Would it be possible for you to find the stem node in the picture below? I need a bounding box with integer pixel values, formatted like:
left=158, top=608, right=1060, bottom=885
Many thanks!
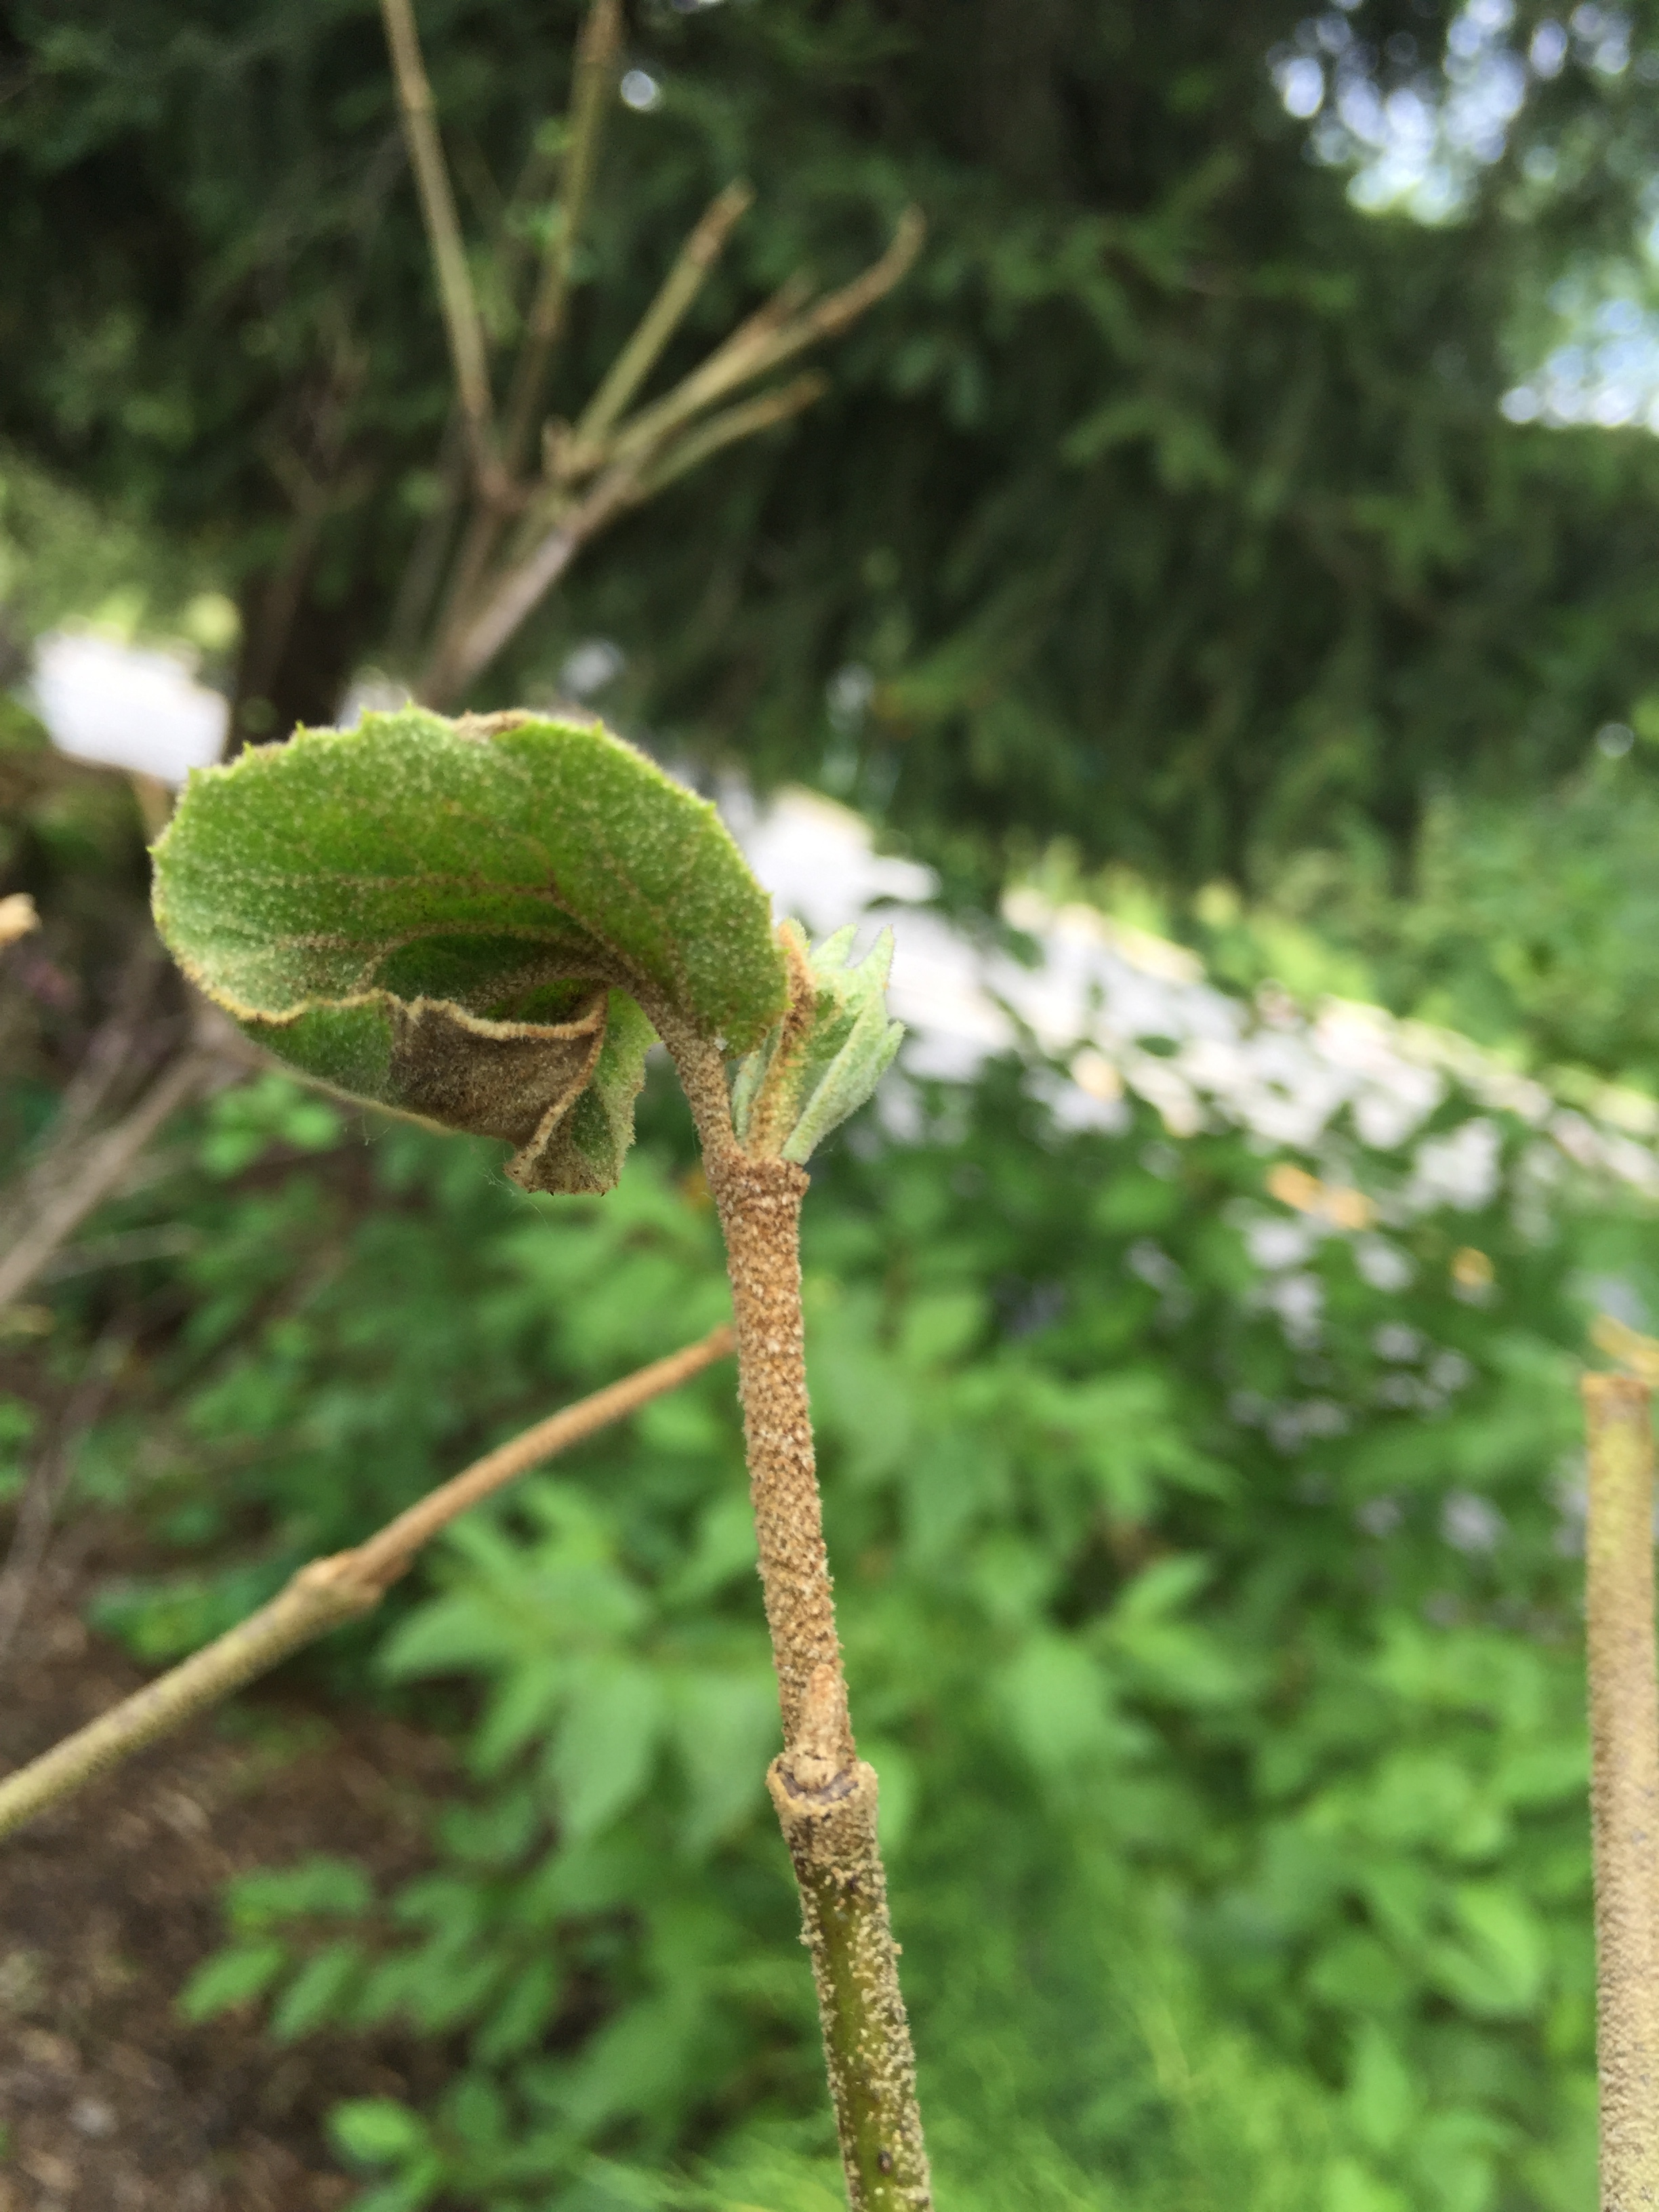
left=766, top=1754, right=931, bottom=2211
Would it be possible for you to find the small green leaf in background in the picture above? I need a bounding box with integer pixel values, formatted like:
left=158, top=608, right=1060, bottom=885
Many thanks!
left=178, top=1938, right=290, bottom=2021
left=199, top=1071, right=344, bottom=1178
left=552, top=1658, right=666, bottom=1839
left=270, top=1940, right=367, bottom=2042
left=896, top=1288, right=985, bottom=1369
left=1322, top=2153, right=1412, bottom=2212
left=996, top=1633, right=1122, bottom=1780
left=152, top=709, right=787, bottom=1190
left=670, top=1666, right=779, bottom=1853
left=1430, top=1883, right=1549, bottom=2018
left=472, top=1955, right=562, bottom=2064
left=0, top=1394, right=36, bottom=1505
left=227, top=1855, right=376, bottom=1927
left=329, top=2097, right=433, bottom=2167
left=862, top=1737, right=920, bottom=1858
left=1346, top=2023, right=1416, bottom=2154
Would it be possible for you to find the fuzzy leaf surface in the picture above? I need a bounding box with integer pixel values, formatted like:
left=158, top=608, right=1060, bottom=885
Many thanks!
left=152, top=710, right=786, bottom=1189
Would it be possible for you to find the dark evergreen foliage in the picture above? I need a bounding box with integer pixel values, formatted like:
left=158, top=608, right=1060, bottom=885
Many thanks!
left=3, top=4, right=1659, bottom=867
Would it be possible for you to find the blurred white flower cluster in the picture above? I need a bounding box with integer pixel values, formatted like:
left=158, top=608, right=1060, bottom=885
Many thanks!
left=25, top=623, right=1653, bottom=1290
left=731, top=780, right=1659, bottom=1229
left=732, top=785, right=1651, bottom=1554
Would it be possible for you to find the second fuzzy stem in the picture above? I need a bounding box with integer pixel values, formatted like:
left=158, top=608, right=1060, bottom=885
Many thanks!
left=674, top=1033, right=930, bottom=2212
left=1584, top=1371, right=1659, bottom=2211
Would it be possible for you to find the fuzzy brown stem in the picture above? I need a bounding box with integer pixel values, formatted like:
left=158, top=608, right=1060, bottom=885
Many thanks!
left=705, top=1146, right=844, bottom=1746
left=0, top=1329, right=732, bottom=1842
left=1584, top=1371, right=1659, bottom=2211
left=0, top=1555, right=377, bottom=1842
left=670, top=1030, right=931, bottom=2211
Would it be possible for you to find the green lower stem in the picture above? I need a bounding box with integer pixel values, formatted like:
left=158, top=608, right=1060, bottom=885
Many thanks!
left=769, top=1750, right=931, bottom=2211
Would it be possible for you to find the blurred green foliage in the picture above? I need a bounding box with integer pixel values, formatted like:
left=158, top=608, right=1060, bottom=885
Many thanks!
left=7, top=2, right=1659, bottom=875
left=0, top=444, right=215, bottom=658
left=28, top=1040, right=1631, bottom=2209
left=1233, top=752, right=1659, bottom=1088
left=9, top=8, right=1659, bottom=2205
left=1034, top=738, right=1659, bottom=1095
left=0, top=701, right=161, bottom=1158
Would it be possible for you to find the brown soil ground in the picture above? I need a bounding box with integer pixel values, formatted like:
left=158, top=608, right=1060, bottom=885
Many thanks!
left=0, top=1530, right=456, bottom=2211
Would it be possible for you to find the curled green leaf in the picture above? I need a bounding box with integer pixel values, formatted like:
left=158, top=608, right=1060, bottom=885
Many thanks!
left=732, top=922, right=904, bottom=1164
left=152, top=708, right=785, bottom=1191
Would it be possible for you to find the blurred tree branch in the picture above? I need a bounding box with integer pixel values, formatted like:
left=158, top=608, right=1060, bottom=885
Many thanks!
left=0, top=0, right=920, bottom=1322
left=378, top=0, right=920, bottom=708
left=0, top=1324, right=733, bottom=1839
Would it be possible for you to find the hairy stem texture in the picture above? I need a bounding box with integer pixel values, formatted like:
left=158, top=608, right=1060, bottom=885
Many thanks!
left=1584, top=1372, right=1659, bottom=2212
left=705, top=1150, right=840, bottom=1744
left=697, top=1109, right=930, bottom=2211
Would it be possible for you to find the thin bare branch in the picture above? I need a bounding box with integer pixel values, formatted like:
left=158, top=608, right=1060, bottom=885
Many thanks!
left=497, top=138, right=562, bottom=294
left=354, top=1323, right=734, bottom=1587
left=380, top=0, right=497, bottom=474
left=0, top=1048, right=213, bottom=1317
left=596, top=209, right=924, bottom=478
left=39, top=1227, right=199, bottom=1286
left=786, top=204, right=926, bottom=337
left=501, top=0, right=623, bottom=474
left=630, top=372, right=830, bottom=501
left=16, top=939, right=165, bottom=1171
left=389, top=411, right=470, bottom=663
left=0, top=1317, right=135, bottom=1664
left=560, top=270, right=813, bottom=484
left=422, top=504, right=512, bottom=697
left=426, top=367, right=827, bottom=709
left=424, top=462, right=639, bottom=707
left=0, top=1326, right=734, bottom=1841
left=567, top=180, right=754, bottom=460
left=424, top=218, right=920, bottom=705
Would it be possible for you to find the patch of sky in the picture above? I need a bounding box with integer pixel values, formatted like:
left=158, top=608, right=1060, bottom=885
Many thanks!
left=1271, top=3, right=1605, bottom=219
left=1269, top=6, right=1659, bottom=436
left=1502, top=278, right=1659, bottom=430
